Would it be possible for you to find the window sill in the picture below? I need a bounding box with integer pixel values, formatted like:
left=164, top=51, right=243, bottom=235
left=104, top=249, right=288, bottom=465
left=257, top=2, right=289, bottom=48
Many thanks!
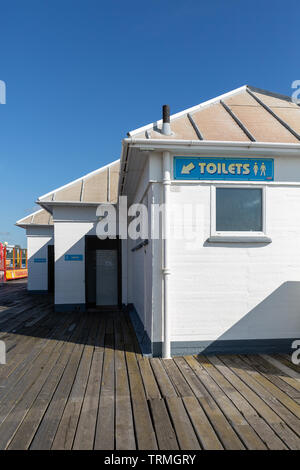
left=207, top=235, right=272, bottom=243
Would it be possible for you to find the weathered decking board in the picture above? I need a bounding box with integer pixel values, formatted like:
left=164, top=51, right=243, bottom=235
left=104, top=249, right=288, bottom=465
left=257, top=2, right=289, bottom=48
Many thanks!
left=0, top=281, right=300, bottom=450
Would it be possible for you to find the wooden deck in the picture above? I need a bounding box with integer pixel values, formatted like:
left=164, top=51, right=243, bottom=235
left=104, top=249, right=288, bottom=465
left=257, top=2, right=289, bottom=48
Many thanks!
left=0, top=281, right=300, bottom=450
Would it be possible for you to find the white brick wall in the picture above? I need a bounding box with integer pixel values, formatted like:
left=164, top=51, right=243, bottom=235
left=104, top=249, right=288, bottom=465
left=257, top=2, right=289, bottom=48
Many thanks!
left=26, top=226, right=53, bottom=291
left=53, top=206, right=96, bottom=306
left=167, top=155, right=300, bottom=343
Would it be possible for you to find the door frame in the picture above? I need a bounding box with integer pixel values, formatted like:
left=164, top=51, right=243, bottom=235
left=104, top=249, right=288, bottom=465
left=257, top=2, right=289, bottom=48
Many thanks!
left=85, top=236, right=122, bottom=307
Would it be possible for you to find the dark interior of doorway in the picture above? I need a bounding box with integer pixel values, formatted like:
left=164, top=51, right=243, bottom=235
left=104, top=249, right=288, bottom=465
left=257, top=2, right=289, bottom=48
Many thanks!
left=48, top=245, right=54, bottom=293
left=85, top=235, right=122, bottom=307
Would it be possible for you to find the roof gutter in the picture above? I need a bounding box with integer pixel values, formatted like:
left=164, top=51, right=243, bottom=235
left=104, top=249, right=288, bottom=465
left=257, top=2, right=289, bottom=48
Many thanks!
left=119, top=138, right=300, bottom=194
left=123, top=138, right=300, bottom=151
left=36, top=199, right=113, bottom=215
left=15, top=223, right=53, bottom=229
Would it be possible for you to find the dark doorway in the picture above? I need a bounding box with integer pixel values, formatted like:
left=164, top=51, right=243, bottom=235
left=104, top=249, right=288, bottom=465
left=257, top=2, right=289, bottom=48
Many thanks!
left=48, top=245, right=55, bottom=293
left=85, top=236, right=121, bottom=307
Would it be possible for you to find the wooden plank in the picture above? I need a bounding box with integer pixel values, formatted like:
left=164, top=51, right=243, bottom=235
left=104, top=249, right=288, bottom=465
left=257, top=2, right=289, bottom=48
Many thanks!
left=94, top=316, right=115, bottom=450
left=276, top=354, right=300, bottom=374
left=119, top=314, right=157, bottom=449
left=0, top=334, right=45, bottom=382
left=0, top=335, right=67, bottom=449
left=0, top=303, right=50, bottom=334
left=150, top=358, right=177, bottom=398
left=0, top=311, right=71, bottom=382
left=185, top=355, right=266, bottom=450
left=51, top=315, right=96, bottom=449
left=226, top=355, right=300, bottom=425
left=173, top=357, right=244, bottom=450
left=7, top=315, right=84, bottom=450
left=260, top=354, right=300, bottom=390
left=30, top=315, right=90, bottom=450
left=198, top=355, right=286, bottom=450
left=125, top=350, right=157, bottom=449
left=73, top=350, right=103, bottom=449
left=0, top=315, right=71, bottom=427
left=138, top=357, right=161, bottom=400
left=183, top=396, right=223, bottom=450
left=149, top=399, right=179, bottom=450
left=114, top=315, right=135, bottom=450
left=124, top=313, right=142, bottom=356
left=215, top=355, right=300, bottom=450
left=73, top=316, right=106, bottom=450
left=0, top=299, right=38, bottom=328
left=0, top=310, right=71, bottom=388
left=4, top=283, right=300, bottom=451
left=8, top=329, right=80, bottom=450
left=241, top=355, right=300, bottom=399
left=166, top=396, right=200, bottom=450
left=162, top=359, right=194, bottom=398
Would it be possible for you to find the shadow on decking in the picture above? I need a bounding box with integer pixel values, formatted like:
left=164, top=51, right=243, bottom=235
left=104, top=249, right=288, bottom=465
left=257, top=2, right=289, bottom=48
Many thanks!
left=0, top=281, right=138, bottom=353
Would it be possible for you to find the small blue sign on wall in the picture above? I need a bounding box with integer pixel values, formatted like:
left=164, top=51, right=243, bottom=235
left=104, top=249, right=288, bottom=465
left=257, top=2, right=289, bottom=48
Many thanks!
left=34, top=258, right=46, bottom=263
left=64, top=254, right=83, bottom=261
left=174, top=157, right=274, bottom=181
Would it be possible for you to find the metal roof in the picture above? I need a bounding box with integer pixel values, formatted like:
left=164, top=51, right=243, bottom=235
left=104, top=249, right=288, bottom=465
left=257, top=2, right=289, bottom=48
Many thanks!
left=16, top=208, right=53, bottom=228
left=128, top=85, right=300, bottom=143
left=37, top=159, right=120, bottom=205
left=17, top=160, right=120, bottom=227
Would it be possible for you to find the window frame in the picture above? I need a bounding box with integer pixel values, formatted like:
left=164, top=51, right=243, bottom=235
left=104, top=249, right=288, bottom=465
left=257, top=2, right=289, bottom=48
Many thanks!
left=210, top=184, right=270, bottom=243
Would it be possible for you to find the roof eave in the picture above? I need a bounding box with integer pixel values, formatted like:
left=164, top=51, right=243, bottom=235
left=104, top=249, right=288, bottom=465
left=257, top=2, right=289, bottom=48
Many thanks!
left=123, top=138, right=300, bottom=150
left=36, top=200, right=115, bottom=208
left=15, top=223, right=53, bottom=229
left=119, top=138, right=300, bottom=194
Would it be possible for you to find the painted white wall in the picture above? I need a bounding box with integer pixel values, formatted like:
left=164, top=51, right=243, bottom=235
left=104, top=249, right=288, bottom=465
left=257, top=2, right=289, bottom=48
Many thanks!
left=167, top=154, right=300, bottom=343
left=26, top=226, right=54, bottom=291
left=150, top=180, right=163, bottom=344
left=53, top=206, right=97, bottom=306
left=126, top=159, right=155, bottom=341
left=121, top=238, right=128, bottom=305
left=125, top=150, right=300, bottom=347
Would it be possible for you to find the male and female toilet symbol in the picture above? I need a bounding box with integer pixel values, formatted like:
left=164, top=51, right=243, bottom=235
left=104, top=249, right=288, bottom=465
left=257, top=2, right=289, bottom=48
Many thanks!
left=253, top=162, right=266, bottom=176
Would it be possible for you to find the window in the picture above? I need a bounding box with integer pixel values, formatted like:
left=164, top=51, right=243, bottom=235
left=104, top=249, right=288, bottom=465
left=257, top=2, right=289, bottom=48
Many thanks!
left=216, top=188, right=262, bottom=232
left=209, top=185, right=270, bottom=243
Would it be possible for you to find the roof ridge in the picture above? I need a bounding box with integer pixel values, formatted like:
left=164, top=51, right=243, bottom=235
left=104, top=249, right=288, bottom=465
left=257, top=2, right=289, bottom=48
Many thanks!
left=247, top=85, right=294, bottom=103
left=127, top=85, right=248, bottom=137
left=128, top=85, right=297, bottom=138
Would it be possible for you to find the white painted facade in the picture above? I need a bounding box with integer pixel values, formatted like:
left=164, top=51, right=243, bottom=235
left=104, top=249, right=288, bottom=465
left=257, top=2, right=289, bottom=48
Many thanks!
left=168, top=179, right=300, bottom=342
left=123, top=146, right=300, bottom=355
left=19, top=147, right=300, bottom=355
left=26, top=226, right=54, bottom=292
left=52, top=204, right=126, bottom=310
left=17, top=86, right=300, bottom=356
left=53, top=205, right=99, bottom=308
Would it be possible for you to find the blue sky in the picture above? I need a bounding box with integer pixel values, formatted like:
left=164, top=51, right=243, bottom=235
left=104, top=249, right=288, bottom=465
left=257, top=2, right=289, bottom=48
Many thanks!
left=1, top=0, right=299, bottom=246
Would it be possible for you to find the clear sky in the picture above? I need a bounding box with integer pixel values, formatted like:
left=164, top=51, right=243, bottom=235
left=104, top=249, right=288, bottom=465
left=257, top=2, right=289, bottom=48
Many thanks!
left=1, top=0, right=299, bottom=246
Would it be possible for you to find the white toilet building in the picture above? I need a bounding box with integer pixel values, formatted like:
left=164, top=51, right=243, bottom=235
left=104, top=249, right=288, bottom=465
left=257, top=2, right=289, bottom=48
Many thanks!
left=16, top=209, right=54, bottom=292
left=17, top=85, right=300, bottom=357
left=18, top=160, right=120, bottom=307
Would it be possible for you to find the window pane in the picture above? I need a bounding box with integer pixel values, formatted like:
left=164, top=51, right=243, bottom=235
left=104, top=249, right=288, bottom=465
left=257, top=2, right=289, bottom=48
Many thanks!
left=216, top=188, right=262, bottom=232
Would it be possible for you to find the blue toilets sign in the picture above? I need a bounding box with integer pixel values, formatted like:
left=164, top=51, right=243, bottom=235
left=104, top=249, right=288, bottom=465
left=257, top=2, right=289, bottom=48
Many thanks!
left=174, top=157, right=274, bottom=181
